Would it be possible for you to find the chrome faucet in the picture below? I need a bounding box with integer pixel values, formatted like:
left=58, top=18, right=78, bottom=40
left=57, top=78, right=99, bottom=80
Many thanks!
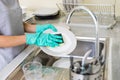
left=66, top=6, right=99, bottom=60
left=67, top=6, right=102, bottom=80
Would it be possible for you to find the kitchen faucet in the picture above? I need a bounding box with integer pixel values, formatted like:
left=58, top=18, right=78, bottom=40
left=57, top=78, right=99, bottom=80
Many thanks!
left=66, top=6, right=99, bottom=60
left=66, top=6, right=103, bottom=80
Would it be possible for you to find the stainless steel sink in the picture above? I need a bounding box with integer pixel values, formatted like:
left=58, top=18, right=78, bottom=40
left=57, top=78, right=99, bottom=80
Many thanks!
left=70, top=36, right=109, bottom=80
left=69, top=36, right=108, bottom=63
left=34, top=36, right=110, bottom=80
left=70, top=36, right=105, bottom=57
left=62, top=36, right=109, bottom=80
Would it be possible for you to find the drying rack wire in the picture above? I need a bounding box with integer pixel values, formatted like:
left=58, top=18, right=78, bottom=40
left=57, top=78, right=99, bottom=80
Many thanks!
left=57, top=3, right=116, bottom=29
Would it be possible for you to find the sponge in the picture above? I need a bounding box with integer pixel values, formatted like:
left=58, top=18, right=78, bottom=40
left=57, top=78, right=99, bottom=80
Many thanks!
left=55, top=34, right=64, bottom=44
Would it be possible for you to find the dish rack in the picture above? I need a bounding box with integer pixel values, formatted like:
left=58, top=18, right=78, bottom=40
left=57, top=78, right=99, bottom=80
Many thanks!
left=57, top=3, right=116, bottom=29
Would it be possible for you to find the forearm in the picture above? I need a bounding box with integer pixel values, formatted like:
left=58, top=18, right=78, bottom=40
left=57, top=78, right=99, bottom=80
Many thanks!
left=0, top=35, right=26, bottom=48
left=23, top=22, right=36, bottom=33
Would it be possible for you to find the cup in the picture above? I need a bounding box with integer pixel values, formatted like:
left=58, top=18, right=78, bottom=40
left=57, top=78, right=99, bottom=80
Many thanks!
left=43, top=68, right=57, bottom=80
left=22, top=62, right=42, bottom=80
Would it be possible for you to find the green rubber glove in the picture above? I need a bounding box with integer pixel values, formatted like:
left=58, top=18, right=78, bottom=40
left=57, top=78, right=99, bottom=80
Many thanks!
left=36, top=24, right=57, bottom=33
left=25, top=33, right=63, bottom=47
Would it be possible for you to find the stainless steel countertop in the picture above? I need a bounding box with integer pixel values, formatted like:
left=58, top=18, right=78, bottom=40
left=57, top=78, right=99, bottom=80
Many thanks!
left=27, top=14, right=120, bottom=80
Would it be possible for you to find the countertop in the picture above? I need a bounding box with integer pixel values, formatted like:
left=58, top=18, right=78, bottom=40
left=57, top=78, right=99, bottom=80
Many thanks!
left=29, top=14, right=120, bottom=80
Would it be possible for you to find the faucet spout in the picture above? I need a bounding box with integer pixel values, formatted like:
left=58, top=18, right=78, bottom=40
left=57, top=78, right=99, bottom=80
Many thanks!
left=66, top=6, right=99, bottom=60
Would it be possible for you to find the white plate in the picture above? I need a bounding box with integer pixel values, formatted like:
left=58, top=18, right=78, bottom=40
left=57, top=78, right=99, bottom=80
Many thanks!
left=52, top=58, right=81, bottom=68
left=33, top=8, right=59, bottom=16
left=40, top=26, right=77, bottom=57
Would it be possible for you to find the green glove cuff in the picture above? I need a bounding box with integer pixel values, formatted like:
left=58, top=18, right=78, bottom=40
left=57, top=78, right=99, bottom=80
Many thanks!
left=36, top=24, right=57, bottom=33
left=25, top=33, right=40, bottom=45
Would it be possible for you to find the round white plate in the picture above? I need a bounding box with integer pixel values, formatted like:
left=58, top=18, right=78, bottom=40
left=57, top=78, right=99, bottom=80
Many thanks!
left=40, top=26, right=77, bottom=57
left=33, top=8, right=59, bottom=16
left=52, top=58, right=81, bottom=68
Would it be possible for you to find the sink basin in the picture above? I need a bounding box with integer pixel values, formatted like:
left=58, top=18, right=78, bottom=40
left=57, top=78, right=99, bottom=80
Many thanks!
left=70, top=36, right=105, bottom=57
left=69, top=36, right=110, bottom=80
left=34, top=36, right=110, bottom=80
left=53, top=37, right=109, bottom=80
left=69, top=36, right=108, bottom=62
